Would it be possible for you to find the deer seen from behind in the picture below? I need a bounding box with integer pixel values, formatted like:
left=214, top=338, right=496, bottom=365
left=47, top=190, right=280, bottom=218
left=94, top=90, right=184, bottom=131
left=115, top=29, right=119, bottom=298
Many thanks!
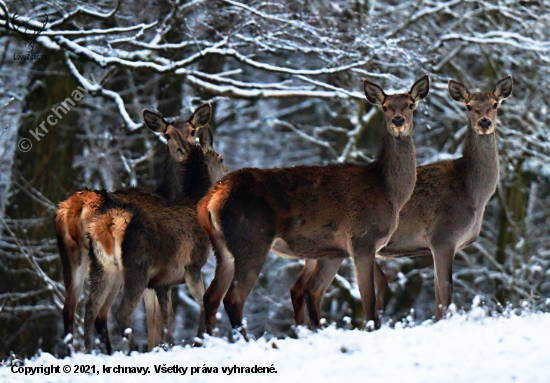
left=198, top=76, right=430, bottom=338
left=55, top=104, right=210, bottom=353
left=83, top=108, right=228, bottom=353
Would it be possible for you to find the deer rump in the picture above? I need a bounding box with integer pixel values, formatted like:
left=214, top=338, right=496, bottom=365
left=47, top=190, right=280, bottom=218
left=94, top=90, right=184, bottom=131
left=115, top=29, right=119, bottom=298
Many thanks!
left=55, top=191, right=163, bottom=312
left=56, top=187, right=209, bottom=342
left=89, top=194, right=209, bottom=288
left=56, top=189, right=165, bottom=285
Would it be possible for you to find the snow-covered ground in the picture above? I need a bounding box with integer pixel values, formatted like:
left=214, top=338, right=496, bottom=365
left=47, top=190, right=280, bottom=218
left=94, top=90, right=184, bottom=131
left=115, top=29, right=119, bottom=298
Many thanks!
left=2, top=310, right=550, bottom=383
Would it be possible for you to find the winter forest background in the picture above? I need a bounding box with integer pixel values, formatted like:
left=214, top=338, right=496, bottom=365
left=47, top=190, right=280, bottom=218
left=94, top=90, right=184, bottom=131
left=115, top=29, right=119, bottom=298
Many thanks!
left=0, top=0, right=549, bottom=358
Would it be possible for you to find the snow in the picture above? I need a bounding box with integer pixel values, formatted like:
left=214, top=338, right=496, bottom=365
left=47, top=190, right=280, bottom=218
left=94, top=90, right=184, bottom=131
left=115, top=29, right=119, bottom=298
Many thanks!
left=2, top=311, right=550, bottom=382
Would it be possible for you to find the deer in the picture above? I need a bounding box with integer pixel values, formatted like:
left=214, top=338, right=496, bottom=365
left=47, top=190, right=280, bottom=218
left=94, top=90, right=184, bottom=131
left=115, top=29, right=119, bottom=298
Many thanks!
left=197, top=76, right=430, bottom=338
left=82, top=110, right=228, bottom=353
left=290, top=75, right=513, bottom=325
left=55, top=104, right=210, bottom=353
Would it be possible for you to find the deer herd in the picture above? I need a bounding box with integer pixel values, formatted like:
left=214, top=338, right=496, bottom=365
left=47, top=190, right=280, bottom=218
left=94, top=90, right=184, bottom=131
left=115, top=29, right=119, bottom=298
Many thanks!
left=55, top=74, right=513, bottom=353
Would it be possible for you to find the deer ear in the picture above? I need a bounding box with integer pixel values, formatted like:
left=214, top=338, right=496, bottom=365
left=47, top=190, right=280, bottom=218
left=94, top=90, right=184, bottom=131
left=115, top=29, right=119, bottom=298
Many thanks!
left=409, top=75, right=430, bottom=102
left=142, top=109, right=168, bottom=133
left=494, top=75, right=513, bottom=101
left=363, top=80, right=386, bottom=106
left=190, top=103, right=212, bottom=128
left=197, top=125, right=214, bottom=148
left=448, top=80, right=470, bottom=103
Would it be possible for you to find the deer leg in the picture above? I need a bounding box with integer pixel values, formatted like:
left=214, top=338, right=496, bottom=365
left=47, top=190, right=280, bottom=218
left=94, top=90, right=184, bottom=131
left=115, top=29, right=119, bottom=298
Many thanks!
left=94, top=277, right=121, bottom=355
left=184, top=267, right=206, bottom=338
left=83, top=266, right=115, bottom=353
left=143, top=288, right=163, bottom=351
left=433, top=261, right=441, bottom=315
left=203, top=235, right=235, bottom=336
left=223, top=244, right=271, bottom=341
left=374, top=261, right=389, bottom=317
left=154, top=286, right=175, bottom=346
left=352, top=239, right=378, bottom=330
left=303, top=258, right=343, bottom=329
left=116, top=269, right=149, bottom=353
left=432, top=243, right=455, bottom=321
left=62, top=255, right=88, bottom=344
left=290, top=259, right=316, bottom=326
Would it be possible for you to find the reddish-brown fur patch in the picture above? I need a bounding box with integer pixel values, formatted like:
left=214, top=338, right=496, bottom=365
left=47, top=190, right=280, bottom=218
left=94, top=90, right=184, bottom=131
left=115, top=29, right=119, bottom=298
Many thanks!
left=56, top=191, right=105, bottom=258
left=197, top=196, right=214, bottom=238
left=88, top=212, right=115, bottom=257
left=198, top=181, right=232, bottom=237
left=111, top=208, right=132, bottom=248
left=85, top=206, right=132, bottom=260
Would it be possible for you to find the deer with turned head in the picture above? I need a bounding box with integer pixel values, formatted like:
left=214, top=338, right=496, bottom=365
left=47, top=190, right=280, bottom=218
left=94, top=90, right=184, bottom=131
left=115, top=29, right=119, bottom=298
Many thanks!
left=197, top=76, right=429, bottom=337
left=290, top=75, right=513, bottom=325
left=55, top=104, right=219, bottom=353
left=82, top=106, right=228, bottom=353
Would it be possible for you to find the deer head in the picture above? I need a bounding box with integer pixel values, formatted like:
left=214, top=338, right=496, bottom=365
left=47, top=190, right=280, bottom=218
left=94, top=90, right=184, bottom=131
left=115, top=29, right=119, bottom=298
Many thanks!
left=143, top=104, right=211, bottom=162
left=11, top=12, right=49, bottom=54
left=143, top=104, right=228, bottom=183
left=364, top=75, right=430, bottom=137
left=448, top=75, right=513, bottom=135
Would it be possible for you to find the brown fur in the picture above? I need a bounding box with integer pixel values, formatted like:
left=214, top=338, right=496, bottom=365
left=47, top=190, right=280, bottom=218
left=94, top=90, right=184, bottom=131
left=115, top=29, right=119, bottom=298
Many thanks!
left=199, top=76, right=430, bottom=336
left=80, top=104, right=228, bottom=353
left=85, top=139, right=228, bottom=353
left=56, top=190, right=103, bottom=253
left=378, top=76, right=513, bottom=319
left=291, top=76, right=513, bottom=324
left=56, top=104, right=212, bottom=353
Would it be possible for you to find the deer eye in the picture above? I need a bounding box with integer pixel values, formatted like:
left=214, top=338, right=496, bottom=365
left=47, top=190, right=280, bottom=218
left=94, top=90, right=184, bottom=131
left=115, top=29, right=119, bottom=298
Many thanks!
left=466, top=105, right=473, bottom=111
left=382, top=106, right=388, bottom=112
left=165, top=133, right=171, bottom=140
left=191, top=130, right=196, bottom=136
left=220, top=157, right=224, bottom=163
left=493, top=103, right=498, bottom=109
left=409, top=104, right=415, bottom=110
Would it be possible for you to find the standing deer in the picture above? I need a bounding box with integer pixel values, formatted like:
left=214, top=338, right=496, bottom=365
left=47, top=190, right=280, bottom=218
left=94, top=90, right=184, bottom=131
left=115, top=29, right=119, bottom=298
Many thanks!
left=55, top=104, right=208, bottom=352
left=290, top=75, right=513, bottom=324
left=83, top=111, right=228, bottom=353
left=198, top=76, right=429, bottom=337
left=379, top=75, right=513, bottom=319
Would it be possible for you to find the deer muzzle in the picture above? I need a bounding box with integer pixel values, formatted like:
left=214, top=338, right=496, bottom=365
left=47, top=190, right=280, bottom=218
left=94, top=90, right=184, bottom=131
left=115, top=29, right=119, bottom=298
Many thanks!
left=477, top=118, right=493, bottom=134
left=392, top=115, right=405, bottom=127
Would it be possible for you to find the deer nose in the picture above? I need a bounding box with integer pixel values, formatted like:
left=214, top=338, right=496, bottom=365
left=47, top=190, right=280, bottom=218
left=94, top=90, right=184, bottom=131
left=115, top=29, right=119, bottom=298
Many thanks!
left=392, top=116, right=405, bottom=127
left=479, top=118, right=491, bottom=130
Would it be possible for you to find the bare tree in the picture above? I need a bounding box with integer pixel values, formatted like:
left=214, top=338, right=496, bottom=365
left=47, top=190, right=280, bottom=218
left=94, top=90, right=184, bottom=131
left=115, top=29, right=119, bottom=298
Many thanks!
left=1, top=0, right=549, bottom=356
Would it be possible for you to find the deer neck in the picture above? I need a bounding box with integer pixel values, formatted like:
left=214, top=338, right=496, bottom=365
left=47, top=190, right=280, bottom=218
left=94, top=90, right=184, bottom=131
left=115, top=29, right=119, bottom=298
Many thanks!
left=461, top=122, right=499, bottom=206
left=156, top=147, right=212, bottom=203
left=179, top=148, right=213, bottom=202
left=156, top=150, right=183, bottom=203
left=378, top=129, right=417, bottom=207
